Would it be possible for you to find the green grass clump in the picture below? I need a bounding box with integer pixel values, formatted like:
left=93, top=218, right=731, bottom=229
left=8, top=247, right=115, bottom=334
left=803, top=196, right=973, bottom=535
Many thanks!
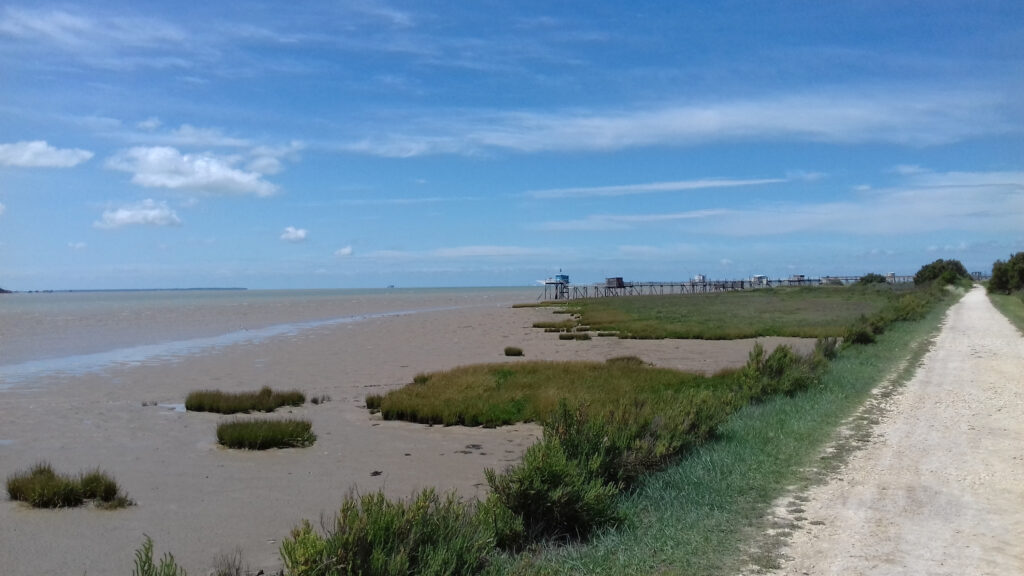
left=533, top=319, right=578, bottom=331
left=280, top=488, right=491, bottom=576
left=216, top=418, right=316, bottom=450
left=504, top=346, right=524, bottom=357
left=133, top=536, right=187, bottom=576
left=186, top=386, right=305, bottom=414
left=6, top=462, right=133, bottom=509
left=365, top=394, right=383, bottom=411
left=371, top=358, right=737, bottom=428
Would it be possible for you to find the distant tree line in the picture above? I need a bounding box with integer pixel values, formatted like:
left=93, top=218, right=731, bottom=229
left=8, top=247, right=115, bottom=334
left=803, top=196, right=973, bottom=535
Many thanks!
left=989, top=252, right=1024, bottom=294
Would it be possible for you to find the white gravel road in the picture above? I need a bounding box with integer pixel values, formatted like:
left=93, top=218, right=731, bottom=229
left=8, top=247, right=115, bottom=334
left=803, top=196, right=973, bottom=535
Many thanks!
left=766, top=286, right=1024, bottom=575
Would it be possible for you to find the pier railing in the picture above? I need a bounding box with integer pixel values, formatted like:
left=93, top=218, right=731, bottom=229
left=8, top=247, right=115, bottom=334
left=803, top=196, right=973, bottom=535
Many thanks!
left=542, top=276, right=914, bottom=300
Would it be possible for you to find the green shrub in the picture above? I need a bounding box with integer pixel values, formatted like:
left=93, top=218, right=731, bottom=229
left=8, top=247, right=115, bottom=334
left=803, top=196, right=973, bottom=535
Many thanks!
left=185, top=386, right=305, bottom=414
left=844, top=316, right=876, bottom=345
left=914, top=258, right=969, bottom=286
left=216, top=418, right=316, bottom=450
left=484, top=434, right=620, bottom=546
left=857, top=273, right=888, bottom=285
left=280, top=488, right=491, bottom=576
left=133, top=536, right=187, bottom=576
left=413, top=373, right=430, bottom=384
left=558, top=333, right=575, bottom=340
left=989, top=252, right=1024, bottom=293
left=7, top=462, right=132, bottom=509
left=504, top=346, right=524, bottom=357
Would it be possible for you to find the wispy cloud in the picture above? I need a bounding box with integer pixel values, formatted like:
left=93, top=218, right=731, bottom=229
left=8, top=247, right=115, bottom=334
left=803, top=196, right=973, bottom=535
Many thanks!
left=537, top=210, right=728, bottom=231
left=94, top=199, right=182, bottom=229
left=341, top=88, right=1013, bottom=157
left=67, top=241, right=86, bottom=250
left=106, top=147, right=278, bottom=196
left=280, top=226, right=308, bottom=242
left=334, top=246, right=354, bottom=257
left=528, top=178, right=784, bottom=199
left=0, top=6, right=191, bottom=70
left=0, top=202, right=5, bottom=216
left=535, top=170, right=1024, bottom=237
left=0, top=140, right=93, bottom=167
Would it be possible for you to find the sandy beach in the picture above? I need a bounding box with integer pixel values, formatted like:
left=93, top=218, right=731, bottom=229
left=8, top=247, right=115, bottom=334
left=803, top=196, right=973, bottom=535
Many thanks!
left=1, top=295, right=814, bottom=575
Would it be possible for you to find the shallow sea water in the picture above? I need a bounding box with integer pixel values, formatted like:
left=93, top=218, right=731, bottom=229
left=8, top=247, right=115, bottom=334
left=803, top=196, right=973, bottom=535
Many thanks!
left=0, top=287, right=537, bottom=388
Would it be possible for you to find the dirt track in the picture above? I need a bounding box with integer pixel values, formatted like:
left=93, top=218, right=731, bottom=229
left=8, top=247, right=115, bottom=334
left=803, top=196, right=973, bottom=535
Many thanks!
left=765, top=286, right=1024, bottom=575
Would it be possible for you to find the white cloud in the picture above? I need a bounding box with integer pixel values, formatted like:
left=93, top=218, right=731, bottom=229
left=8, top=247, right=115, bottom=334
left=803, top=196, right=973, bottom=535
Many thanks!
left=67, top=241, right=86, bottom=250
left=280, top=226, right=308, bottom=243
left=106, top=146, right=278, bottom=196
left=528, top=178, right=783, bottom=199
left=0, top=140, right=93, bottom=167
left=342, top=88, right=1012, bottom=156
left=94, top=199, right=182, bottom=229
left=720, top=259, right=734, bottom=266
left=334, top=246, right=354, bottom=257
left=166, top=124, right=251, bottom=148
left=0, top=202, right=5, bottom=216
left=137, top=117, right=162, bottom=131
left=890, top=164, right=927, bottom=175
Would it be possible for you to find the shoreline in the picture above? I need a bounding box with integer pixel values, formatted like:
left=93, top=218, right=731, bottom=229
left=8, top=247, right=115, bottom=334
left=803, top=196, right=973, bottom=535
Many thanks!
left=0, top=300, right=815, bottom=575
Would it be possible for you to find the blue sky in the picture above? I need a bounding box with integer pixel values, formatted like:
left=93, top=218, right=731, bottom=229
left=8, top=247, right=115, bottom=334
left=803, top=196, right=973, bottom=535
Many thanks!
left=1, top=1, right=1022, bottom=290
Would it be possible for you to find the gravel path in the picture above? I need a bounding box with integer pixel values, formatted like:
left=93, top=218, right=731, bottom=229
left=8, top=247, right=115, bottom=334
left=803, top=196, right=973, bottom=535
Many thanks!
left=766, top=286, right=1024, bottom=575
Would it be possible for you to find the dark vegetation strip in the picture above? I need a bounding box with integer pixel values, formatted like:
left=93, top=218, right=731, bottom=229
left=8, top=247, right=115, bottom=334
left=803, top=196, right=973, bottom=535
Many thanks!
left=7, top=462, right=133, bottom=509
left=987, top=251, right=1024, bottom=333
left=216, top=419, right=316, bottom=450
left=186, top=386, right=305, bottom=414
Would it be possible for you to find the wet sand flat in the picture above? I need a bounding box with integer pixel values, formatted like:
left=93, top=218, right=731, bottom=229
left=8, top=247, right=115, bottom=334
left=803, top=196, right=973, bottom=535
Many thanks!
left=0, top=302, right=814, bottom=575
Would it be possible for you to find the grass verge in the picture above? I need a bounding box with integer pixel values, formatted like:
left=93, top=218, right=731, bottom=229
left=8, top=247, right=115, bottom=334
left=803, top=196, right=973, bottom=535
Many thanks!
left=186, top=387, right=305, bottom=414
left=484, top=291, right=955, bottom=575
left=216, top=419, right=316, bottom=450
left=988, top=291, right=1024, bottom=334
left=7, top=462, right=134, bottom=509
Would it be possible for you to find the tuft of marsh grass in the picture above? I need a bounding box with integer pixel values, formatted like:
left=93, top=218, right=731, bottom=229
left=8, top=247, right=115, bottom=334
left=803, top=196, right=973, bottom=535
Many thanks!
left=216, top=418, right=316, bottom=450
left=504, top=346, right=524, bottom=357
left=365, top=394, right=383, bottom=411
left=280, top=488, right=491, bottom=576
left=6, top=462, right=133, bottom=509
left=133, top=536, right=187, bottom=576
left=186, top=386, right=305, bottom=414
left=533, top=319, right=578, bottom=331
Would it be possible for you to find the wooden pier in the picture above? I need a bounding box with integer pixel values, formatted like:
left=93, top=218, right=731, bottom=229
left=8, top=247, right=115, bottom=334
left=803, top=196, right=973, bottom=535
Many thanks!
left=542, top=275, right=914, bottom=300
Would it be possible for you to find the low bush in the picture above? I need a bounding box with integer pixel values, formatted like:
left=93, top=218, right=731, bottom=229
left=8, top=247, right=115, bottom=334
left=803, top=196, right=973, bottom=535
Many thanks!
left=532, top=320, right=578, bottom=331
left=6, top=462, right=132, bottom=509
left=280, top=488, right=491, bottom=576
left=186, top=386, right=305, bottom=414
left=857, top=273, right=888, bottom=285
left=504, top=346, right=524, bottom=357
left=216, top=419, right=316, bottom=450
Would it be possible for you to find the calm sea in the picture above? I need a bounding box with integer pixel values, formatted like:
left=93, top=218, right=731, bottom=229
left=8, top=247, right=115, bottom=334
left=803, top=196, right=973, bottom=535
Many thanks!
left=0, top=287, right=538, bottom=388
